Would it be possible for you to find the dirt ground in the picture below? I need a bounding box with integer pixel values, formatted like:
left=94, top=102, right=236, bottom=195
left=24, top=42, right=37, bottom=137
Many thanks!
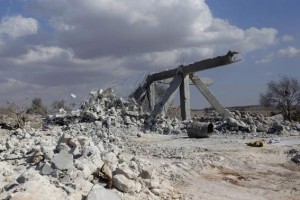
left=126, top=134, right=300, bottom=200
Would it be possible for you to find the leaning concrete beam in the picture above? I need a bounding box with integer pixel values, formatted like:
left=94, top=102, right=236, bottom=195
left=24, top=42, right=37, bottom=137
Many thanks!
left=180, top=75, right=191, bottom=120
left=190, top=73, right=231, bottom=118
left=157, top=77, right=214, bottom=86
left=152, top=74, right=182, bottom=117
left=131, top=51, right=239, bottom=101
left=147, top=51, right=239, bottom=83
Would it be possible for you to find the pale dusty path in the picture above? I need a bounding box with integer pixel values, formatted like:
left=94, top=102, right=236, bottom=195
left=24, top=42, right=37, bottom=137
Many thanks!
left=127, top=134, right=300, bottom=200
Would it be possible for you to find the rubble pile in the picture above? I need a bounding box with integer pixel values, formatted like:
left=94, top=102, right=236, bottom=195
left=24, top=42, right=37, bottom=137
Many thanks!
left=1, top=88, right=300, bottom=199
left=47, top=88, right=185, bottom=135
left=195, top=110, right=300, bottom=136
left=0, top=122, right=179, bottom=199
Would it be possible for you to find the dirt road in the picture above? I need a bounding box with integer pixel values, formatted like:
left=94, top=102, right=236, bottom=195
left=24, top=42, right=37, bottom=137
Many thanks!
left=126, top=134, right=300, bottom=199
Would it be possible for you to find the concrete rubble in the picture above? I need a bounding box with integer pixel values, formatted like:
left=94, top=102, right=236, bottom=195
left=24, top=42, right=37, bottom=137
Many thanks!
left=195, top=110, right=300, bottom=136
left=1, top=87, right=300, bottom=199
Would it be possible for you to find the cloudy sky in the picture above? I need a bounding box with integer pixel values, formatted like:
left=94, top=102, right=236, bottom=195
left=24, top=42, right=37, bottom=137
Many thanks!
left=0, top=0, right=299, bottom=109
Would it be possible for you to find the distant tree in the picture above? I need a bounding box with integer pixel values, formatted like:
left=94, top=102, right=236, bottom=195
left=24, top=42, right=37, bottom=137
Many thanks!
left=26, top=98, right=48, bottom=116
left=260, top=76, right=300, bottom=121
left=52, top=99, right=71, bottom=112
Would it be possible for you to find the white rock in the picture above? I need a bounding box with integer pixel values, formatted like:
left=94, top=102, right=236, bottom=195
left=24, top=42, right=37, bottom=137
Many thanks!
left=87, top=186, right=121, bottom=200
left=11, top=180, right=68, bottom=200
left=75, top=159, right=97, bottom=179
left=115, top=163, right=139, bottom=179
left=17, top=168, right=40, bottom=184
left=151, top=188, right=165, bottom=196
left=118, top=153, right=134, bottom=163
left=41, top=146, right=54, bottom=160
left=82, top=146, right=101, bottom=158
left=97, top=142, right=105, bottom=152
left=102, top=152, right=118, bottom=170
left=144, top=179, right=160, bottom=189
left=73, top=177, right=94, bottom=195
left=112, top=174, right=140, bottom=193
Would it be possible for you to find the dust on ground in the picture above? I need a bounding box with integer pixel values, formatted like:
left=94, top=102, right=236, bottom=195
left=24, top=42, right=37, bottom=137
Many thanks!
left=126, top=134, right=300, bottom=200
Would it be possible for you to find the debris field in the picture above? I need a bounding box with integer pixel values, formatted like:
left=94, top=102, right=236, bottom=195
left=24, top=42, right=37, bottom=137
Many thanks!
left=1, top=88, right=300, bottom=200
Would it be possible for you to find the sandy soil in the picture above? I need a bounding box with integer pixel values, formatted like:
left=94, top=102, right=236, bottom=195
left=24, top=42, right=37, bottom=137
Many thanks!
left=126, top=134, right=300, bottom=200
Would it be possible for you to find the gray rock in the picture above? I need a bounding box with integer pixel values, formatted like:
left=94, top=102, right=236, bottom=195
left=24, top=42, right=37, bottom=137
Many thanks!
left=273, top=122, right=284, bottom=132
left=57, top=133, right=72, bottom=144
left=292, top=154, right=300, bottom=164
left=56, top=143, right=70, bottom=152
left=124, top=116, right=132, bottom=124
left=288, top=149, right=298, bottom=154
left=41, top=162, right=54, bottom=175
left=256, top=124, right=267, bottom=132
left=87, top=186, right=121, bottom=200
left=4, top=182, right=19, bottom=191
left=51, top=150, right=73, bottom=170
left=140, top=168, right=154, bottom=179
left=295, top=123, right=300, bottom=131
left=112, top=174, right=140, bottom=193
left=5, top=141, right=14, bottom=149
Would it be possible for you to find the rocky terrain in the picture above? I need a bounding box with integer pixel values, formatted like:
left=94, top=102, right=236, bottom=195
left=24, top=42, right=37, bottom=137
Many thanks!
left=1, top=88, right=300, bottom=200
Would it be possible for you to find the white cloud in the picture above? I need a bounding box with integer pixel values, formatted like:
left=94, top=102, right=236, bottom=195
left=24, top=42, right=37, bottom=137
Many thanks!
left=0, top=77, right=42, bottom=96
left=278, top=46, right=300, bottom=57
left=241, top=27, right=278, bottom=52
left=27, top=0, right=277, bottom=60
left=256, top=46, right=300, bottom=64
left=0, top=15, right=38, bottom=39
left=282, top=35, right=294, bottom=42
left=256, top=53, right=275, bottom=64
left=13, top=46, right=73, bottom=64
left=0, top=0, right=282, bottom=105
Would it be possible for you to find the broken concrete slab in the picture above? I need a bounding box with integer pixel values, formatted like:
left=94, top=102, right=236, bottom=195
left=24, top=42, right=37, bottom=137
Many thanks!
left=51, top=150, right=73, bottom=170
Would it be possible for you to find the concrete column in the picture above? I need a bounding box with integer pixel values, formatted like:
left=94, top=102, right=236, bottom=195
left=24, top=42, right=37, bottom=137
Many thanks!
left=152, top=74, right=182, bottom=117
left=180, top=75, right=191, bottom=120
left=190, top=73, right=231, bottom=118
left=147, top=83, right=156, bottom=111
